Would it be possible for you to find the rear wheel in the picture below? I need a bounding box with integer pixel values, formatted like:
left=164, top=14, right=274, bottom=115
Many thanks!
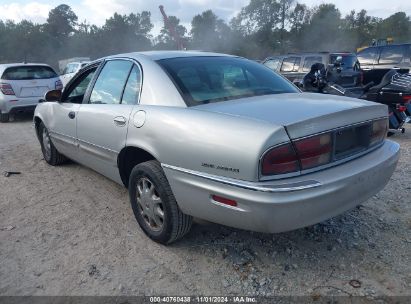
left=0, top=113, right=9, bottom=123
left=128, top=160, right=192, bottom=244
left=39, top=122, right=66, bottom=165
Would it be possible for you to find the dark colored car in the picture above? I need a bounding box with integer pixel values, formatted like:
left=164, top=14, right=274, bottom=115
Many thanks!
left=357, top=44, right=411, bottom=84
left=263, top=52, right=362, bottom=87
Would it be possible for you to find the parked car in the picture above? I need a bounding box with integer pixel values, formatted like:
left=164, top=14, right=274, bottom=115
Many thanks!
left=357, top=44, right=411, bottom=84
left=263, top=52, right=362, bottom=87
left=0, top=63, right=62, bottom=122
left=60, top=61, right=90, bottom=87
left=34, top=51, right=399, bottom=244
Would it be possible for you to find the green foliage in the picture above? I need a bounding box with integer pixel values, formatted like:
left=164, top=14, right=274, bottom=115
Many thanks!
left=155, top=15, right=187, bottom=50
left=0, top=1, right=410, bottom=66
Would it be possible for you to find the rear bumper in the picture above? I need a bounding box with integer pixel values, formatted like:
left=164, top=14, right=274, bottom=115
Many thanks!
left=0, top=97, right=40, bottom=114
left=163, top=140, right=399, bottom=233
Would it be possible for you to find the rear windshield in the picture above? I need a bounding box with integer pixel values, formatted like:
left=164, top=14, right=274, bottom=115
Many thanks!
left=1, top=65, right=58, bottom=80
left=158, top=56, right=298, bottom=106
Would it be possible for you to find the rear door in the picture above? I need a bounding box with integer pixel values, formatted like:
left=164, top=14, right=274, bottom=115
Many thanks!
left=76, top=59, right=141, bottom=183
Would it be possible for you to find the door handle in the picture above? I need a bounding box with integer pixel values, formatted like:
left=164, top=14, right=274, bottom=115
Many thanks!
left=114, top=116, right=127, bottom=126
left=362, top=68, right=372, bottom=71
left=68, top=111, right=75, bottom=119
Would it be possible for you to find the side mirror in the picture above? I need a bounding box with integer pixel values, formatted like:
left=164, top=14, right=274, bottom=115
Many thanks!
left=44, top=89, right=62, bottom=102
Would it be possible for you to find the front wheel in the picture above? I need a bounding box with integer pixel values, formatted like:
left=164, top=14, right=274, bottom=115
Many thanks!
left=38, top=122, right=66, bottom=166
left=128, top=160, right=192, bottom=244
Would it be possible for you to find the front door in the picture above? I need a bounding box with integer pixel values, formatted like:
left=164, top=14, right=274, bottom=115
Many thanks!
left=48, top=66, right=98, bottom=160
left=76, top=59, right=142, bottom=183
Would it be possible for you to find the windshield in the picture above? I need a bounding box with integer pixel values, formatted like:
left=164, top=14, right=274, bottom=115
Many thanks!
left=1, top=65, right=58, bottom=80
left=157, top=56, right=299, bottom=106
left=330, top=54, right=358, bottom=69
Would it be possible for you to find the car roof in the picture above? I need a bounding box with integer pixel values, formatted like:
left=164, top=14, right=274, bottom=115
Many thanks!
left=105, top=50, right=237, bottom=61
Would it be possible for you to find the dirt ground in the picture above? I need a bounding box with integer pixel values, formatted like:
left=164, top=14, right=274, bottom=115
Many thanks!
left=0, top=114, right=410, bottom=298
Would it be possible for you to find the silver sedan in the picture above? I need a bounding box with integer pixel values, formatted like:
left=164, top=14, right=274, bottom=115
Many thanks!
left=34, top=51, right=400, bottom=244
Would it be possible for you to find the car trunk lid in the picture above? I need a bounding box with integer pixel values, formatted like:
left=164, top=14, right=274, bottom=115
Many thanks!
left=192, top=92, right=387, bottom=139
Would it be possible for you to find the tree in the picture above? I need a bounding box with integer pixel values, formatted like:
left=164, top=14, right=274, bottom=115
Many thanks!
left=302, top=4, right=343, bottom=51
left=190, top=10, right=230, bottom=51
left=99, top=12, right=153, bottom=55
left=377, top=12, right=411, bottom=43
left=45, top=4, right=78, bottom=40
left=156, top=15, right=187, bottom=49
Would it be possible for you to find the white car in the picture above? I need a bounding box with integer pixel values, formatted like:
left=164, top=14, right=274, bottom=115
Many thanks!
left=60, top=61, right=90, bottom=87
left=0, top=63, right=62, bottom=122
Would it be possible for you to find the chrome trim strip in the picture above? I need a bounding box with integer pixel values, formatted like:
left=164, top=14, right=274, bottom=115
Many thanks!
left=161, top=164, right=322, bottom=193
left=77, top=138, right=119, bottom=154
left=49, top=130, right=76, bottom=141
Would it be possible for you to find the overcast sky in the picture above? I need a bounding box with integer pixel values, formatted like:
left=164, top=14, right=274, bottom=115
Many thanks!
left=1, top=0, right=410, bottom=35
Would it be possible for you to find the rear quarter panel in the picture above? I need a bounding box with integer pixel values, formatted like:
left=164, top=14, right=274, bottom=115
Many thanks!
left=125, top=105, right=290, bottom=182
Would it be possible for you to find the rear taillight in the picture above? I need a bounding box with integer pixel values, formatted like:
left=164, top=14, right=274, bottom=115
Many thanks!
left=55, top=80, right=63, bottom=90
left=261, top=119, right=387, bottom=177
left=370, top=119, right=387, bottom=146
left=294, top=133, right=333, bottom=170
left=0, top=83, right=15, bottom=95
left=261, top=143, right=299, bottom=176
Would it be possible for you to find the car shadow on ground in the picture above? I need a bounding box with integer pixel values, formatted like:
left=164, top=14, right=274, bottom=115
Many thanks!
left=8, top=112, right=34, bottom=122
left=170, top=204, right=391, bottom=278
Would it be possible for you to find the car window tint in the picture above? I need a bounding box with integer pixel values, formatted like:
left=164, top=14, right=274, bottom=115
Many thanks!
left=158, top=56, right=299, bottom=106
left=280, top=57, right=300, bottom=72
left=1, top=65, right=57, bottom=80
left=378, top=45, right=404, bottom=64
left=302, top=56, right=323, bottom=72
left=357, top=48, right=378, bottom=65
left=64, top=68, right=96, bottom=104
left=121, top=65, right=141, bottom=105
left=89, top=60, right=132, bottom=105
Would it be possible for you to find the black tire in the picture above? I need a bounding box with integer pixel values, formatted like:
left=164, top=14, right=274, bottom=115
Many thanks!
left=0, top=113, right=9, bottom=123
left=38, top=122, right=66, bottom=166
left=128, top=160, right=192, bottom=244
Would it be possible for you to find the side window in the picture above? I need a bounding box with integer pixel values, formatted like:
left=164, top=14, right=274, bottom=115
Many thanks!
left=264, top=59, right=280, bottom=71
left=62, top=68, right=97, bottom=104
left=280, top=57, right=300, bottom=72
left=378, top=45, right=404, bottom=64
left=357, top=48, right=378, bottom=65
left=302, top=56, right=323, bottom=72
left=62, top=65, right=70, bottom=75
left=89, top=60, right=133, bottom=105
left=68, top=63, right=76, bottom=74
left=121, top=65, right=142, bottom=105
